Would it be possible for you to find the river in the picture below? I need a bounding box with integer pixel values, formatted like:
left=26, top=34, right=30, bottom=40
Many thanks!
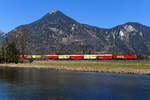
left=0, top=67, right=150, bottom=100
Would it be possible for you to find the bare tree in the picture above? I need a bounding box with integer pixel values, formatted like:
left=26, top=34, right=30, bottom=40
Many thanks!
left=10, top=28, right=31, bottom=58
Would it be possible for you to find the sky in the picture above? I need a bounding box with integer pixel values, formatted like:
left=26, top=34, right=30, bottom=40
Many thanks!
left=0, top=0, right=150, bottom=33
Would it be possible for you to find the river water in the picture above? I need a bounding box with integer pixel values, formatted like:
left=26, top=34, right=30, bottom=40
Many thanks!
left=0, top=67, right=150, bottom=100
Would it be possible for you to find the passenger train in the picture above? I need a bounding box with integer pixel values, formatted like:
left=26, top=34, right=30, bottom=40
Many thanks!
left=20, top=54, right=137, bottom=60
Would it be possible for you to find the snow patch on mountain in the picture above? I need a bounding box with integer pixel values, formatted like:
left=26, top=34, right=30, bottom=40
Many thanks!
left=140, top=32, right=143, bottom=37
left=124, top=25, right=137, bottom=32
left=49, top=9, right=59, bottom=15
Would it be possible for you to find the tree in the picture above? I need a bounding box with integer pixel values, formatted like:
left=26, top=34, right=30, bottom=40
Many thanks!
left=1, top=37, right=19, bottom=63
left=0, top=50, right=4, bottom=63
left=1, top=37, right=8, bottom=63
left=6, top=43, right=19, bottom=63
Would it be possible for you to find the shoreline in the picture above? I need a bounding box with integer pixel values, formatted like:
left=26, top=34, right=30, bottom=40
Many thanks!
left=0, top=60, right=150, bottom=75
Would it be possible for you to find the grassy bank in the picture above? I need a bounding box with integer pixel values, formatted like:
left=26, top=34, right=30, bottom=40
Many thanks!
left=1, top=60, right=150, bottom=75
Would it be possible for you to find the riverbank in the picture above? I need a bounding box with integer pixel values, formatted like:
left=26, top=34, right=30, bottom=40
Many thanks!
left=0, top=60, right=150, bottom=75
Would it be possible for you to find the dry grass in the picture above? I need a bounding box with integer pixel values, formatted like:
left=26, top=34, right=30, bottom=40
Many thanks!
left=1, top=60, right=150, bottom=75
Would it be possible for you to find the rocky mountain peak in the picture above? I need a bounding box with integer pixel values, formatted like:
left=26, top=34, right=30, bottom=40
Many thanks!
left=36, top=10, right=79, bottom=26
left=42, top=9, right=66, bottom=19
left=124, top=24, right=137, bottom=32
left=49, top=9, right=59, bottom=15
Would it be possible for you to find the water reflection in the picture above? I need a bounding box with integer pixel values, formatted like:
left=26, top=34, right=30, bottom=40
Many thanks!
left=0, top=67, right=150, bottom=100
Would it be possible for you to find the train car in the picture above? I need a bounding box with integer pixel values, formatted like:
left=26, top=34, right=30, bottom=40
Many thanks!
left=97, top=54, right=113, bottom=60
left=113, top=55, right=124, bottom=59
left=58, top=55, right=70, bottom=60
left=26, top=55, right=33, bottom=59
left=47, top=55, right=58, bottom=59
left=19, top=55, right=27, bottom=59
left=70, top=55, right=83, bottom=60
left=19, top=56, right=23, bottom=59
left=83, top=55, right=97, bottom=60
left=113, top=55, right=137, bottom=60
left=124, top=55, right=137, bottom=60
left=32, top=55, right=42, bottom=59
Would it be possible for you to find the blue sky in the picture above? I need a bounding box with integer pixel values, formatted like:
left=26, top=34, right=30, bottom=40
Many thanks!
left=0, top=0, right=150, bottom=33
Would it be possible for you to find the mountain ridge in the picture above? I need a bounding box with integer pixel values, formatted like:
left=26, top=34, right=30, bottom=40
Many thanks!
left=7, top=10, right=150, bottom=55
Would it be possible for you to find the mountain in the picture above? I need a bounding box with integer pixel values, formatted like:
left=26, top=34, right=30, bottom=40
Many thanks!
left=0, top=30, right=5, bottom=37
left=0, top=30, right=5, bottom=47
left=8, top=10, right=150, bottom=55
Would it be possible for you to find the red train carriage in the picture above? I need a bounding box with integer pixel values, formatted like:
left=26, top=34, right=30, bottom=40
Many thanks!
left=124, top=55, right=137, bottom=59
left=113, top=55, right=137, bottom=60
left=113, top=56, right=124, bottom=59
left=97, top=55, right=113, bottom=60
left=19, top=56, right=27, bottom=59
left=70, top=55, right=83, bottom=60
left=47, top=55, right=58, bottom=59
